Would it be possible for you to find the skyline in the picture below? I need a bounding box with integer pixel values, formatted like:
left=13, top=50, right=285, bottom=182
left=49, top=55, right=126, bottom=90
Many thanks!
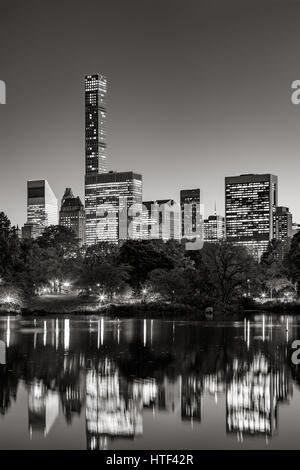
left=1, top=0, right=300, bottom=227
left=3, top=0, right=300, bottom=456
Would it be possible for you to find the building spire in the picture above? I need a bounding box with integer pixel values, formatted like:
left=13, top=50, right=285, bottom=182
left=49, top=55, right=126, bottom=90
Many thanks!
left=61, top=188, right=74, bottom=205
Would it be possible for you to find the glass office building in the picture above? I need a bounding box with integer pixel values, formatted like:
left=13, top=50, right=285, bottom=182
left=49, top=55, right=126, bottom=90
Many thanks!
left=204, top=214, right=225, bottom=242
left=22, top=180, right=58, bottom=239
left=85, top=74, right=107, bottom=175
left=225, top=174, right=278, bottom=259
left=274, top=206, right=293, bottom=242
left=180, top=189, right=203, bottom=240
left=85, top=171, right=142, bottom=244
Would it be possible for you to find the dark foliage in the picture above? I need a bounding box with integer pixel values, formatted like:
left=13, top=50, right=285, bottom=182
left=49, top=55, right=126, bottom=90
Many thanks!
left=0, top=211, right=299, bottom=313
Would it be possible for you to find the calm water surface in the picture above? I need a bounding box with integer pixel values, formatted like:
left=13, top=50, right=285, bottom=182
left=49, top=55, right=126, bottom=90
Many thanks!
left=0, top=314, right=299, bottom=450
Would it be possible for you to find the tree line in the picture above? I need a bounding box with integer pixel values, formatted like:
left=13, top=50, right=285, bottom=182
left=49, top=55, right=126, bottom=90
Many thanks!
left=1, top=211, right=300, bottom=312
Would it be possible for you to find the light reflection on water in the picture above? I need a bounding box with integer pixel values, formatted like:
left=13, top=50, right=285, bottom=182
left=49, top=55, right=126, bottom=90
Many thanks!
left=0, top=314, right=299, bottom=449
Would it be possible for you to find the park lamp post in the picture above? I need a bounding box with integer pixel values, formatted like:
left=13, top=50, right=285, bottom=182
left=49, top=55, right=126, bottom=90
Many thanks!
left=247, top=279, right=251, bottom=297
left=62, top=281, right=71, bottom=293
left=99, top=294, right=105, bottom=306
left=260, top=291, right=267, bottom=304
left=142, top=288, right=147, bottom=303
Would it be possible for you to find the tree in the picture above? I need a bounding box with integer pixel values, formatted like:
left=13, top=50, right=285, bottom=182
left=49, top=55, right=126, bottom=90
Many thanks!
left=13, top=239, right=48, bottom=295
left=37, top=226, right=83, bottom=290
left=13, top=229, right=82, bottom=296
left=261, top=239, right=288, bottom=267
left=285, top=232, right=300, bottom=290
left=265, top=277, right=296, bottom=299
left=80, top=262, right=131, bottom=300
left=84, top=242, right=119, bottom=268
left=201, top=241, right=258, bottom=306
left=163, top=240, right=193, bottom=269
left=260, top=239, right=289, bottom=298
left=0, top=212, right=20, bottom=283
left=118, top=239, right=191, bottom=289
left=37, top=225, right=80, bottom=258
left=149, top=267, right=194, bottom=303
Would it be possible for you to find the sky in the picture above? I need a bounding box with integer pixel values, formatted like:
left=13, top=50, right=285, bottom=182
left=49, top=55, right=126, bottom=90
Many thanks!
left=1, top=0, right=300, bottom=227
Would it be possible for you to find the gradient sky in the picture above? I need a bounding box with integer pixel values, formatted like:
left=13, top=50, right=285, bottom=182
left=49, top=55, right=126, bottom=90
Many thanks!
left=1, top=0, right=300, bottom=227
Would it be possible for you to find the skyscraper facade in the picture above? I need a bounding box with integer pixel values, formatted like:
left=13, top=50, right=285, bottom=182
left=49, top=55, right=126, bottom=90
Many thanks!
left=85, top=74, right=107, bottom=175
left=143, top=200, right=181, bottom=241
left=274, top=206, right=293, bottom=242
left=22, top=180, right=58, bottom=239
left=225, top=174, right=278, bottom=259
left=59, top=188, right=86, bottom=246
left=180, top=189, right=203, bottom=240
left=204, top=214, right=225, bottom=242
left=85, top=171, right=142, bottom=244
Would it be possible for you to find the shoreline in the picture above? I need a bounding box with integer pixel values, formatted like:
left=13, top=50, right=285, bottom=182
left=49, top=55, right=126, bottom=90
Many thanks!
left=2, top=297, right=300, bottom=320
left=0, top=301, right=232, bottom=320
left=0, top=301, right=297, bottom=321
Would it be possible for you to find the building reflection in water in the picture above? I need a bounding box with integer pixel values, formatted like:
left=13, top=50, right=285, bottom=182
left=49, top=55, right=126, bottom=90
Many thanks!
left=86, top=360, right=143, bottom=450
left=0, top=315, right=297, bottom=448
left=226, top=354, right=292, bottom=438
left=6, top=317, right=10, bottom=348
left=28, top=381, right=60, bottom=437
left=181, top=376, right=202, bottom=424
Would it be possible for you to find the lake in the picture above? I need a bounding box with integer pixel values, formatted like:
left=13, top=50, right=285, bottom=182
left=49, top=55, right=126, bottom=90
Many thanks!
left=0, top=314, right=299, bottom=450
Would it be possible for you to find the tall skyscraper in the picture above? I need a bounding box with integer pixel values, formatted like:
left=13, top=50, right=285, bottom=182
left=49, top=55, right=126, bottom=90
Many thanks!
left=225, top=174, right=278, bottom=259
left=22, top=180, right=58, bottom=239
left=204, top=214, right=225, bottom=242
left=274, top=206, right=293, bottom=242
left=84, top=74, right=144, bottom=245
left=180, top=189, right=202, bottom=240
left=59, top=188, right=86, bottom=246
left=85, top=171, right=142, bottom=244
left=85, top=74, right=107, bottom=175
